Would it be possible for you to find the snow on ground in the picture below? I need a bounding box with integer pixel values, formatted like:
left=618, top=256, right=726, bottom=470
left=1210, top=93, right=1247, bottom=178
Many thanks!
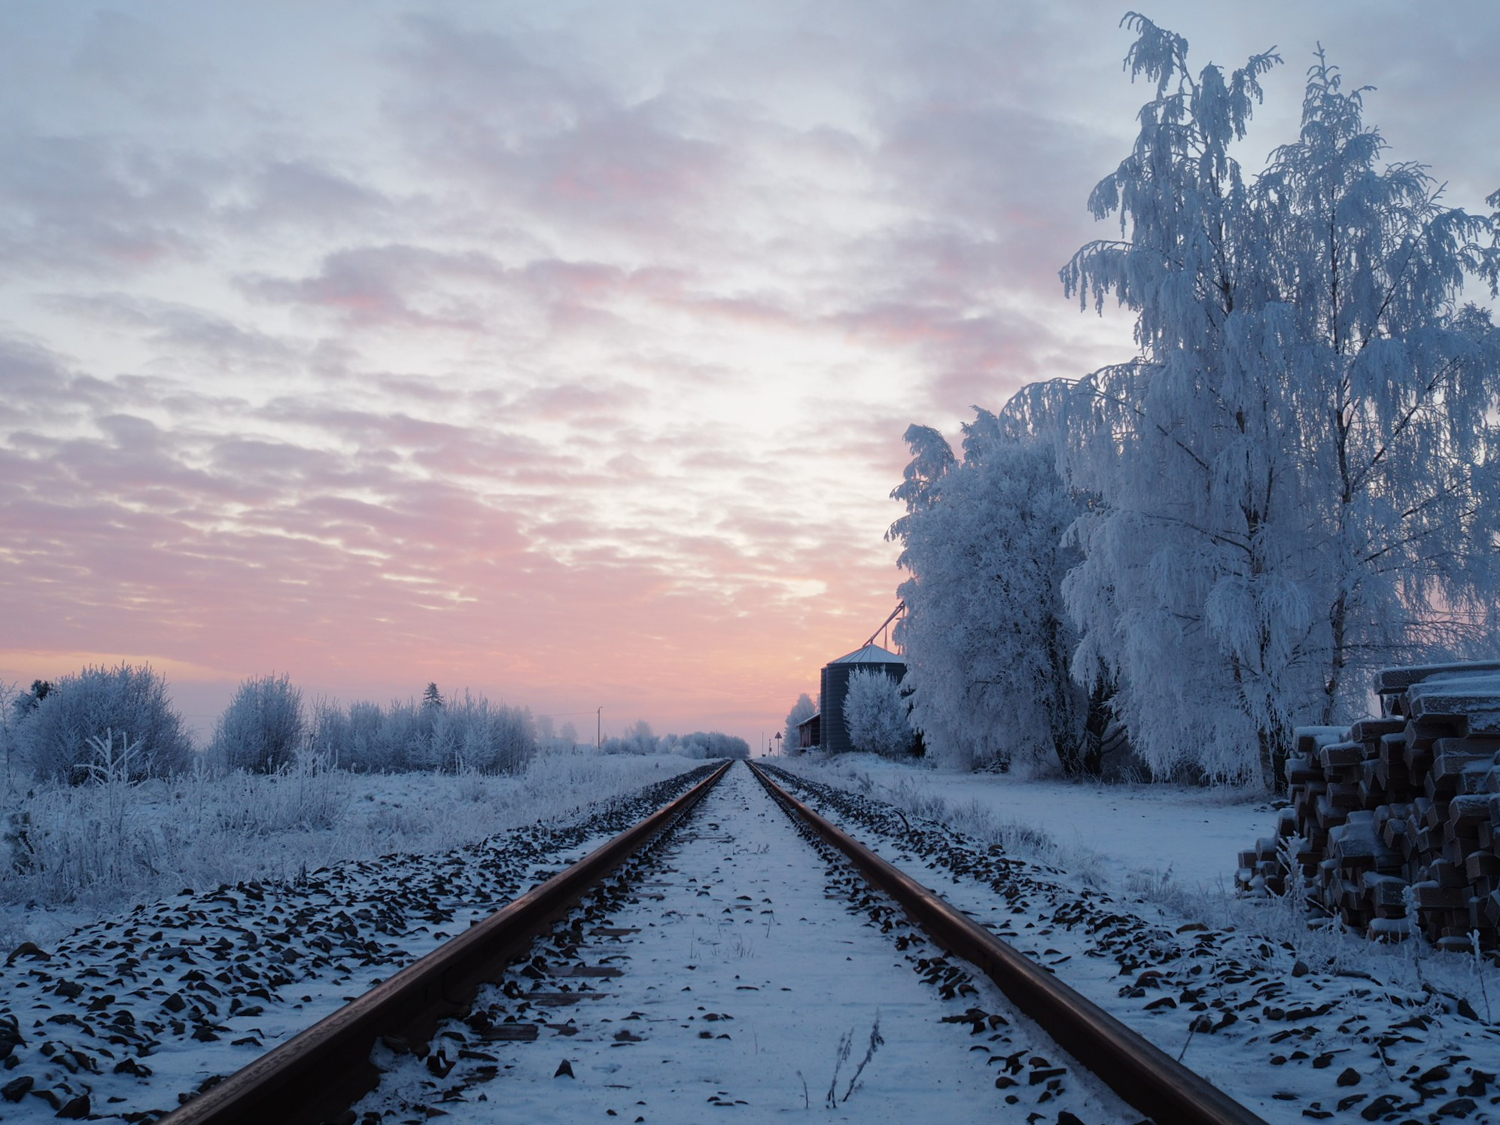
left=0, top=751, right=699, bottom=949
left=8, top=749, right=1499, bottom=1121
left=781, top=752, right=1272, bottom=898
left=0, top=763, right=713, bottom=1123
left=355, top=764, right=1137, bottom=1123
left=768, top=761, right=1500, bottom=1124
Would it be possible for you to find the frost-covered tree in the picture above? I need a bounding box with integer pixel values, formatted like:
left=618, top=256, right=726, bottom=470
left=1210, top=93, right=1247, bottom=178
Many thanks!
left=0, top=681, right=19, bottom=789
left=842, top=669, right=913, bottom=757
left=304, top=692, right=534, bottom=774
left=1255, top=56, right=1500, bottom=720
left=627, top=719, right=658, bottom=754
left=24, top=664, right=193, bottom=782
left=603, top=719, right=659, bottom=755
left=9, top=679, right=51, bottom=725
left=672, top=731, right=751, bottom=759
left=783, top=692, right=815, bottom=752
left=344, top=701, right=388, bottom=770
left=535, top=714, right=556, bottom=747
left=1059, top=16, right=1297, bottom=785
left=440, top=693, right=535, bottom=774
left=1059, top=17, right=1500, bottom=785
left=892, top=410, right=1106, bottom=774
left=211, top=673, right=306, bottom=773
left=887, top=424, right=957, bottom=549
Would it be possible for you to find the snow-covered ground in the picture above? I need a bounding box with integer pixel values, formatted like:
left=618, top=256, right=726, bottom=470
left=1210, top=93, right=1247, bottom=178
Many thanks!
left=6, top=749, right=1500, bottom=1121
left=0, top=751, right=700, bottom=949
left=356, top=765, right=1136, bottom=1122
left=0, top=763, right=714, bottom=1122
left=781, top=751, right=1271, bottom=897
left=770, top=760, right=1500, bottom=1123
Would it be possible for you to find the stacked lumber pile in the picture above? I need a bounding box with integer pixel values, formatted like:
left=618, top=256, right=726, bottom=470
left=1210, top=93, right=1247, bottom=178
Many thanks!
left=1237, top=662, right=1500, bottom=951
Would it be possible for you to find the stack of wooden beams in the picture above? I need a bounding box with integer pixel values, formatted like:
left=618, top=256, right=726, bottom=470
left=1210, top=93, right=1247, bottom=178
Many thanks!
left=1237, top=662, right=1500, bottom=951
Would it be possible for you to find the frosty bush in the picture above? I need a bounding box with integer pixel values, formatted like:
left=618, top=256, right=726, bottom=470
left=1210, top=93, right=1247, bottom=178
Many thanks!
left=22, top=664, right=193, bottom=783
left=307, top=691, right=536, bottom=774
left=435, top=692, right=537, bottom=774
left=0, top=681, right=24, bottom=787
left=210, top=673, right=305, bottom=773
left=601, top=719, right=660, bottom=755
left=674, top=731, right=751, bottom=759
left=842, top=670, right=914, bottom=757
left=783, top=693, right=816, bottom=752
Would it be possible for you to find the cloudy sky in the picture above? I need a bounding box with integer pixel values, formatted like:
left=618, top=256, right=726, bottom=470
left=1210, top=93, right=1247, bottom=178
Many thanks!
left=2, top=1, right=1496, bottom=746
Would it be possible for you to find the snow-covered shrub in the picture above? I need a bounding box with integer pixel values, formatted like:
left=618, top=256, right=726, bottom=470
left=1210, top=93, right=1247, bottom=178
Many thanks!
left=375, top=700, right=425, bottom=771
left=22, top=663, right=193, bottom=783
left=205, top=752, right=349, bottom=837
left=210, top=673, right=306, bottom=773
left=304, top=692, right=535, bottom=774
left=602, top=720, right=659, bottom=755
left=783, top=693, right=815, bottom=752
left=0, top=681, right=25, bottom=788
left=673, top=731, right=751, bottom=759
left=842, top=670, right=914, bottom=757
left=342, top=700, right=385, bottom=768
left=627, top=719, right=659, bottom=754
left=447, top=692, right=536, bottom=774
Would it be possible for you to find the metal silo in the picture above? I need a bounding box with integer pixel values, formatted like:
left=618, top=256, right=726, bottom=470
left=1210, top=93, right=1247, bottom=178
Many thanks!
left=819, top=643, right=906, bottom=755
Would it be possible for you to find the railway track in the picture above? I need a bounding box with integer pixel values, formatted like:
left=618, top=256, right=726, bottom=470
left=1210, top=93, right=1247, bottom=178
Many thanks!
left=154, top=759, right=1263, bottom=1125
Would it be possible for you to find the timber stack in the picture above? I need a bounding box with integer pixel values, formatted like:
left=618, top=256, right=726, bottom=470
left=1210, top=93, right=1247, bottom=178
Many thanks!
left=1237, top=662, right=1500, bottom=951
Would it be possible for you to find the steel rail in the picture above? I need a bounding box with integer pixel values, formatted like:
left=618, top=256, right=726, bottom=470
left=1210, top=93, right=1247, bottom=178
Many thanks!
left=158, top=759, right=734, bottom=1125
left=747, top=761, right=1266, bottom=1125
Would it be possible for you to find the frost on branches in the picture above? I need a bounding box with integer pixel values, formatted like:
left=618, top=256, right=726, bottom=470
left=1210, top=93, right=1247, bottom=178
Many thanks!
left=1057, top=17, right=1500, bottom=785
left=892, top=15, right=1500, bottom=787
left=841, top=669, right=914, bottom=758
left=890, top=412, right=1107, bottom=775
left=783, top=693, right=815, bottom=752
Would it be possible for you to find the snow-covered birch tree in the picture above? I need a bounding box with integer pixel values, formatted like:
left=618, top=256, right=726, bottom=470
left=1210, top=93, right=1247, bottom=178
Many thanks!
left=1254, top=55, right=1500, bottom=721
left=1060, top=16, right=1500, bottom=785
left=1060, top=15, right=1301, bottom=784
left=891, top=409, right=1103, bottom=774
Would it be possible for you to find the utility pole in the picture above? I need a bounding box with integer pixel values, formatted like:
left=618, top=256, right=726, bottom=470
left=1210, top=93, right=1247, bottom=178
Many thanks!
left=597, top=706, right=602, bottom=750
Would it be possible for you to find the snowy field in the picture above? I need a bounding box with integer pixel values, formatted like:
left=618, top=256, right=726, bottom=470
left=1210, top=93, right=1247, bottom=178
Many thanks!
left=0, top=763, right=715, bottom=1122
left=781, top=752, right=1272, bottom=899
left=0, top=751, right=699, bottom=949
left=3, top=752, right=1499, bottom=1121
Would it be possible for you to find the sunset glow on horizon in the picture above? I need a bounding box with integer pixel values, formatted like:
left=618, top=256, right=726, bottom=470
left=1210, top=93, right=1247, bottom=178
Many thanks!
left=3, top=1, right=1496, bottom=746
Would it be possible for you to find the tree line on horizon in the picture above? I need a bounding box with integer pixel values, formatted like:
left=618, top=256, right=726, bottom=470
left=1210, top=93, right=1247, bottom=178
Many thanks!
left=1, top=664, right=749, bottom=787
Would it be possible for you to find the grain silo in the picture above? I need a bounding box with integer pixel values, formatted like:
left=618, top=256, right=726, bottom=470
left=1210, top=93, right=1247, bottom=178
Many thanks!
left=819, top=643, right=906, bottom=755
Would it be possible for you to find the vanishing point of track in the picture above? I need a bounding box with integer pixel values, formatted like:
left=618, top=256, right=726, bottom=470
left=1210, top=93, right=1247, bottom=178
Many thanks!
left=156, top=759, right=1264, bottom=1125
